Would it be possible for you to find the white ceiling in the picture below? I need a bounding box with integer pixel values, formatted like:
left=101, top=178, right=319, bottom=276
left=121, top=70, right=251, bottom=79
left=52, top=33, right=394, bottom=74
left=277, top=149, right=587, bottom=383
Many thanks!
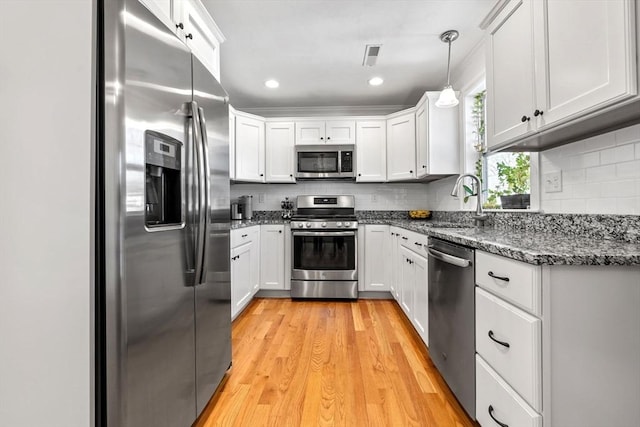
left=202, top=0, right=495, bottom=111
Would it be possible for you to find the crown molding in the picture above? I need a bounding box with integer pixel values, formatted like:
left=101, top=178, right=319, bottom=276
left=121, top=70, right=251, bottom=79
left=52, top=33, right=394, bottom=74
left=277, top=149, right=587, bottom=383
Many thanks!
left=479, top=0, right=510, bottom=30
left=239, top=104, right=411, bottom=118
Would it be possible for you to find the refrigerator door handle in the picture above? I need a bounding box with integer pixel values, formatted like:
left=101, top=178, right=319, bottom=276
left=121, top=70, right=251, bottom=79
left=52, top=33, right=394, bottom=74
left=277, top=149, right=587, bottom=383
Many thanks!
left=196, top=106, right=211, bottom=285
left=191, top=101, right=206, bottom=286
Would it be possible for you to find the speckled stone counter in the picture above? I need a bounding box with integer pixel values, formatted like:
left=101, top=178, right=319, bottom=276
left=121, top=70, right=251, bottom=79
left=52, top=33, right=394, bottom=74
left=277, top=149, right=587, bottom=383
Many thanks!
left=243, top=211, right=640, bottom=266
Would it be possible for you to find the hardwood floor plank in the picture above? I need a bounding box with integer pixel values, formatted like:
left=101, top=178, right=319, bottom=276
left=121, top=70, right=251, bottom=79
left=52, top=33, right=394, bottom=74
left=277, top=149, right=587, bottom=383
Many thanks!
left=195, top=298, right=477, bottom=427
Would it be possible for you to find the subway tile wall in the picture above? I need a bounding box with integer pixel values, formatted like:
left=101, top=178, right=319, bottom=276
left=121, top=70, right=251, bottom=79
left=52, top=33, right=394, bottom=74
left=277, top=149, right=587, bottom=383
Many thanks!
left=540, top=124, right=640, bottom=215
left=231, top=182, right=430, bottom=211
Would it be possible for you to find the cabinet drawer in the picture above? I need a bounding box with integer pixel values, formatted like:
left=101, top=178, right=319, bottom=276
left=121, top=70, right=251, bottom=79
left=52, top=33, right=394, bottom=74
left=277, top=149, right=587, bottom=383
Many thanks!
left=400, top=229, right=429, bottom=258
left=476, top=287, right=542, bottom=411
left=476, top=355, right=542, bottom=427
left=476, top=251, right=541, bottom=315
left=231, top=226, right=257, bottom=248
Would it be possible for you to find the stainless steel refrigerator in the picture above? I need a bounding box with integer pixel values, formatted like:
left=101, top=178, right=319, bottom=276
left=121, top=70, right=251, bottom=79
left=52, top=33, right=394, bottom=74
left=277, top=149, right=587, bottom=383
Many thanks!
left=98, top=1, right=231, bottom=425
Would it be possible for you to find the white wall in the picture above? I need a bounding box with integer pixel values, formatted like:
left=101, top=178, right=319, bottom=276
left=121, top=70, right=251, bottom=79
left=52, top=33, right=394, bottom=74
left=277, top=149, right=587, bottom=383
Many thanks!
left=232, top=181, right=430, bottom=210
left=0, top=2, right=94, bottom=427
left=539, top=124, right=640, bottom=214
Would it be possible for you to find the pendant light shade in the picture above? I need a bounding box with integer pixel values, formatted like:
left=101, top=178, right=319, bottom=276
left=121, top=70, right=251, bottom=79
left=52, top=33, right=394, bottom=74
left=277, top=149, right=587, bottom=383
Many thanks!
left=435, top=30, right=459, bottom=109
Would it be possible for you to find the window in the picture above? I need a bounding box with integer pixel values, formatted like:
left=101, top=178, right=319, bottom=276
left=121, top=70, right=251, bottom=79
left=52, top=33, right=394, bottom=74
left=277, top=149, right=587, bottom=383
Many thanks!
left=464, top=86, right=533, bottom=210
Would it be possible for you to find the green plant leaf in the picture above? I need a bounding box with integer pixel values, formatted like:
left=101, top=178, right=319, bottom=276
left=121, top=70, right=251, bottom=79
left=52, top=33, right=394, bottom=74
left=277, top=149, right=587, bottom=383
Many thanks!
left=463, top=184, right=474, bottom=195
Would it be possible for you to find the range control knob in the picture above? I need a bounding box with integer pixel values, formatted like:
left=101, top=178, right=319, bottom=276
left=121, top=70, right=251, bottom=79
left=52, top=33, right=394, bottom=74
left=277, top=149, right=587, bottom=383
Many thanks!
left=344, top=222, right=351, bottom=227
left=305, top=222, right=312, bottom=228
left=321, top=222, right=327, bottom=228
left=297, top=223, right=304, bottom=228
left=336, top=222, right=342, bottom=227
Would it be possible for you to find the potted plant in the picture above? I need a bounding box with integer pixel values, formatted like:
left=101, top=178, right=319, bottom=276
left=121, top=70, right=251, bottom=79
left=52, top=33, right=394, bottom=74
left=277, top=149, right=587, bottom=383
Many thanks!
left=495, top=153, right=530, bottom=209
left=471, top=90, right=486, bottom=153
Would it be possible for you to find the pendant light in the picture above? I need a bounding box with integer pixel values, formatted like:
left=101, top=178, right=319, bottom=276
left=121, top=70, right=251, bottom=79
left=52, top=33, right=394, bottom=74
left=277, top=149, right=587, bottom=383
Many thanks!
left=435, top=30, right=459, bottom=108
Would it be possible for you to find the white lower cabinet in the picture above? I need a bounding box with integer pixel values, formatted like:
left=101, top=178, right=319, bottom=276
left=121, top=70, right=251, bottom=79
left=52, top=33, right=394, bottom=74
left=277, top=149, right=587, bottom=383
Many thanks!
left=476, top=287, right=541, bottom=411
left=411, top=254, right=428, bottom=346
left=362, top=225, right=390, bottom=291
left=400, top=246, right=415, bottom=319
left=230, top=226, right=260, bottom=319
left=389, top=227, right=402, bottom=301
left=260, top=224, right=286, bottom=290
left=476, top=355, right=542, bottom=427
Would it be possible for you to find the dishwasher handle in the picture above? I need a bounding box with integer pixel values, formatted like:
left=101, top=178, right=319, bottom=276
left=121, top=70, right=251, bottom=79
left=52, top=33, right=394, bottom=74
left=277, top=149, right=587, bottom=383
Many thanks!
left=428, top=246, right=471, bottom=268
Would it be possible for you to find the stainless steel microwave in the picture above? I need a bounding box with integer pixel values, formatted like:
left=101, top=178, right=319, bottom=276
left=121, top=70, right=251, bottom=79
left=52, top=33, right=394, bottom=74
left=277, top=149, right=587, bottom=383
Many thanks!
left=295, top=145, right=355, bottom=179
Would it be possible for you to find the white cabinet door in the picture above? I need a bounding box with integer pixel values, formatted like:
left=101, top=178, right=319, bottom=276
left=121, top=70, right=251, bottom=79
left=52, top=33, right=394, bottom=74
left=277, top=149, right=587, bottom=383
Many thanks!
left=533, top=0, right=637, bottom=128
left=295, top=121, right=325, bottom=145
left=138, top=0, right=175, bottom=34
left=180, top=0, right=223, bottom=81
left=486, top=0, right=536, bottom=149
left=235, top=114, right=265, bottom=182
left=363, top=225, right=390, bottom=291
left=356, top=121, right=387, bottom=182
left=415, top=92, right=460, bottom=177
left=229, top=108, right=235, bottom=180
left=265, top=122, right=295, bottom=183
left=412, top=253, right=428, bottom=346
left=249, top=227, right=261, bottom=295
left=386, top=113, right=416, bottom=181
left=260, top=225, right=285, bottom=290
left=400, top=246, right=415, bottom=319
left=415, top=102, right=429, bottom=178
left=325, top=120, right=356, bottom=144
left=231, top=243, right=252, bottom=319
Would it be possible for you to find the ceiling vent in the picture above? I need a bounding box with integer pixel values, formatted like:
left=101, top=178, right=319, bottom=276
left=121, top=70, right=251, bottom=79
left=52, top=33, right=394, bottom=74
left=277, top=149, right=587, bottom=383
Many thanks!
left=362, top=44, right=382, bottom=66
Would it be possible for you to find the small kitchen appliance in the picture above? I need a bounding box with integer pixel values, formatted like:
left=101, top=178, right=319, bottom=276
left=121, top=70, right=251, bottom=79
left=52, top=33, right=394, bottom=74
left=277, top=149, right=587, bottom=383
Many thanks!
left=295, top=145, right=355, bottom=179
left=290, top=195, right=358, bottom=299
left=238, top=195, right=253, bottom=220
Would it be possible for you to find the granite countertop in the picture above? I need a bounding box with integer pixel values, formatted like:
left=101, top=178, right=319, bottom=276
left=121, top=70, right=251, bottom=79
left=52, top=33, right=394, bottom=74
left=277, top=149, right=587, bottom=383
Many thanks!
left=232, top=217, right=640, bottom=266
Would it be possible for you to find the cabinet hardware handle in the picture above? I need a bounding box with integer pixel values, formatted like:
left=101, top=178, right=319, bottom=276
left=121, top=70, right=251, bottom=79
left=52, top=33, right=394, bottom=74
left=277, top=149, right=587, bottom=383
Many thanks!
left=422, top=165, right=426, bottom=168
left=534, top=109, right=544, bottom=117
left=414, top=242, right=423, bottom=247
left=391, top=232, right=395, bottom=236
left=488, top=271, right=510, bottom=282
left=358, top=173, right=362, bottom=177
left=488, top=405, right=509, bottom=427
left=520, top=115, right=530, bottom=122
left=409, top=170, right=413, bottom=173
left=320, top=137, right=324, bottom=140
left=176, top=22, right=184, bottom=30
left=242, top=234, right=248, bottom=238
left=401, top=237, right=408, bottom=240
left=260, top=173, right=264, bottom=177
left=278, top=230, right=282, bottom=233
left=327, top=137, right=331, bottom=140
left=488, top=330, right=510, bottom=348
left=289, top=174, right=293, bottom=177
left=186, top=33, right=193, bottom=40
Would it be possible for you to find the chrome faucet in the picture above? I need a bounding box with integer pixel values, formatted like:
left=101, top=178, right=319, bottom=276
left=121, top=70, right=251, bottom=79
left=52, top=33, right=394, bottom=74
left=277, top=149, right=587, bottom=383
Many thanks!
left=451, top=173, right=488, bottom=227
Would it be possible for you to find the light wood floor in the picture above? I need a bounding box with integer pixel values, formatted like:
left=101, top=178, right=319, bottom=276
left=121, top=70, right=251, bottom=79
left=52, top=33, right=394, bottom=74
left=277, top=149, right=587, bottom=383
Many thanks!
left=195, top=298, right=477, bottom=427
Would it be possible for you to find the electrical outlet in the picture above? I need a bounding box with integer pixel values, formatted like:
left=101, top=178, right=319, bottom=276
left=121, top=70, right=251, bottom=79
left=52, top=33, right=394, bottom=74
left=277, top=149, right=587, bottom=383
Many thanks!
left=258, top=193, right=265, bottom=203
left=371, top=194, right=378, bottom=202
left=544, top=171, right=562, bottom=193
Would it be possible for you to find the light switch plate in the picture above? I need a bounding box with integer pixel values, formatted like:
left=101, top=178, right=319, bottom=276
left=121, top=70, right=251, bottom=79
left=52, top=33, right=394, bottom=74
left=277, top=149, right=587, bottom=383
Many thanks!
left=544, top=171, right=562, bottom=193
left=258, top=193, right=265, bottom=203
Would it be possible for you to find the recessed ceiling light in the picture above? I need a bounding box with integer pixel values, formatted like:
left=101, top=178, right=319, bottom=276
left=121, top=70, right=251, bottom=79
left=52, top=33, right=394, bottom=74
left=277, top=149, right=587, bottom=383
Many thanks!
left=368, top=77, right=384, bottom=86
left=264, top=79, right=279, bottom=89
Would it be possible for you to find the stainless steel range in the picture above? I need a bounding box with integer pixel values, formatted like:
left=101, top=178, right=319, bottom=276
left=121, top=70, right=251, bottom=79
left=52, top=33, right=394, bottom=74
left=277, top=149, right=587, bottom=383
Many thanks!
left=290, top=195, right=358, bottom=299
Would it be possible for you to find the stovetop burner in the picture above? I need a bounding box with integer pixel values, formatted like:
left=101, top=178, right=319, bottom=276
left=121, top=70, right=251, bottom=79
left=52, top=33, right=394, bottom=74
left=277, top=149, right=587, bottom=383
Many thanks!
left=290, top=214, right=357, bottom=221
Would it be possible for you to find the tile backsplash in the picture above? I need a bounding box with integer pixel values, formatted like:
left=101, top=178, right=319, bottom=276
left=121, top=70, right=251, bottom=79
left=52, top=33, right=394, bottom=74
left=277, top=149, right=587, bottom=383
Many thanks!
left=231, top=181, right=430, bottom=211
left=540, top=124, right=640, bottom=215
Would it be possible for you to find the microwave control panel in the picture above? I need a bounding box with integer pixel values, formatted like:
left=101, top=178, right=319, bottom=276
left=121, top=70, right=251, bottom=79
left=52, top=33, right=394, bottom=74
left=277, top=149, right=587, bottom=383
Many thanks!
left=340, top=151, right=353, bottom=172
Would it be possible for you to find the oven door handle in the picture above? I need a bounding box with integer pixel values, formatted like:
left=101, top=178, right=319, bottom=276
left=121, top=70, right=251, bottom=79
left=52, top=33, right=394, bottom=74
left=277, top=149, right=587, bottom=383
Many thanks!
left=292, top=231, right=356, bottom=237
left=427, top=247, right=471, bottom=268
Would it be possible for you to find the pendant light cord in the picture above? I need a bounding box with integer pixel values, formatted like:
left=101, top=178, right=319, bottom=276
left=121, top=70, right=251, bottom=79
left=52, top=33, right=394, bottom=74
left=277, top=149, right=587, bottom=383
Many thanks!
left=446, top=38, right=452, bottom=86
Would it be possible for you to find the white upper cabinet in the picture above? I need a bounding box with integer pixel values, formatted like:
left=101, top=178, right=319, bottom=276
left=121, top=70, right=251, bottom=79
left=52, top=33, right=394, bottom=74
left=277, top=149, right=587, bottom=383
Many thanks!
left=234, top=112, right=265, bottom=182
left=265, top=122, right=295, bottom=183
left=228, top=107, right=235, bottom=180
left=179, top=0, right=225, bottom=81
left=325, top=120, right=356, bottom=144
left=138, top=0, right=225, bottom=82
left=355, top=120, right=386, bottom=182
left=415, top=92, right=460, bottom=178
left=486, top=0, right=637, bottom=149
left=295, top=120, right=355, bottom=145
left=532, top=0, right=636, bottom=127
left=386, top=110, right=416, bottom=181
left=486, top=0, right=536, bottom=148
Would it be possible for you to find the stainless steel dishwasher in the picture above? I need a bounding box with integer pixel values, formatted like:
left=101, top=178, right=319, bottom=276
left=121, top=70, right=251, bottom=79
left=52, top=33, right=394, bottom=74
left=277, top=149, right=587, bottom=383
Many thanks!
left=428, top=237, right=475, bottom=419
